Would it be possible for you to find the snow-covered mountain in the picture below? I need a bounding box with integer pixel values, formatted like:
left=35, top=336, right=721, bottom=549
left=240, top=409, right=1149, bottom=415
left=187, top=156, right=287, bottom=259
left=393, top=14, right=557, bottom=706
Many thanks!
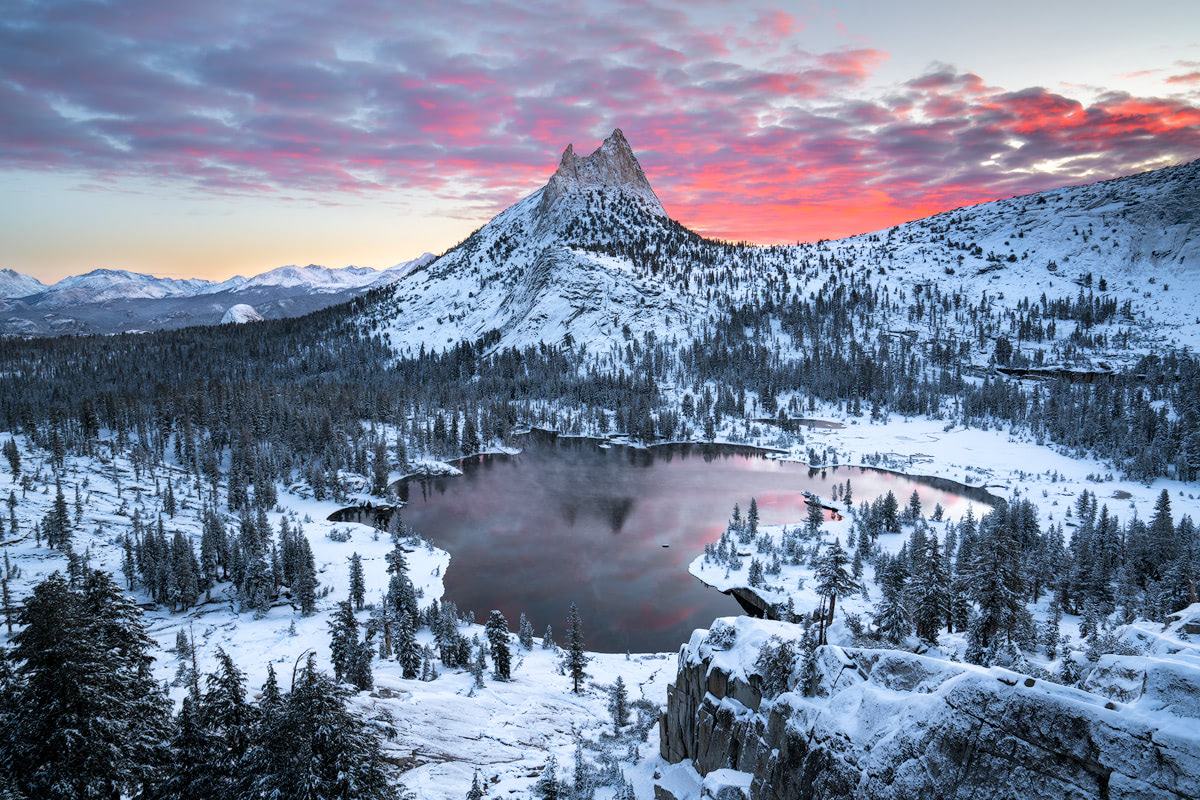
left=370, top=252, right=437, bottom=286
left=361, top=129, right=1199, bottom=362
left=363, top=129, right=705, bottom=354
left=18, top=268, right=219, bottom=307
left=0, top=268, right=46, bottom=299
left=0, top=259, right=429, bottom=336
left=238, top=264, right=380, bottom=292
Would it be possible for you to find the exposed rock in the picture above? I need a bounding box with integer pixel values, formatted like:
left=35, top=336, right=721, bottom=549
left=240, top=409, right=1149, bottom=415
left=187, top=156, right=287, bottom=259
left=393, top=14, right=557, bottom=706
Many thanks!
left=220, top=303, right=264, bottom=324
left=537, top=128, right=665, bottom=229
left=659, top=616, right=1200, bottom=800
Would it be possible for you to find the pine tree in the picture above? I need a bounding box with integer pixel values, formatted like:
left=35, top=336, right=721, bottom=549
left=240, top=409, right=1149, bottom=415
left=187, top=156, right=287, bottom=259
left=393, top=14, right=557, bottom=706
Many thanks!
left=349, top=552, right=366, bottom=610
left=534, top=755, right=561, bottom=800
left=748, top=497, right=759, bottom=539
left=471, top=640, right=487, bottom=689
left=397, top=609, right=422, bottom=679
left=2, top=438, right=18, bottom=479
left=242, top=549, right=273, bottom=616
left=518, top=612, right=535, bottom=650
left=45, top=481, right=71, bottom=550
left=242, top=654, right=395, bottom=800
left=3, top=570, right=173, bottom=799
left=542, top=624, right=554, bottom=649
left=905, top=490, right=922, bottom=525
left=911, top=533, right=949, bottom=645
left=160, top=693, right=222, bottom=800
left=753, top=635, right=797, bottom=698
left=965, top=509, right=1032, bottom=664
left=329, top=600, right=360, bottom=684
left=200, top=647, right=254, bottom=786
left=873, top=560, right=912, bottom=645
left=0, top=571, right=11, bottom=634
left=881, top=490, right=900, bottom=533
left=371, top=437, right=390, bottom=496
left=163, top=482, right=176, bottom=518
left=294, top=534, right=318, bottom=614
left=804, top=495, right=824, bottom=537
left=814, top=538, right=860, bottom=644
left=466, top=771, right=486, bottom=800
left=608, top=675, right=629, bottom=735
left=485, top=610, right=512, bottom=680
left=563, top=602, right=589, bottom=694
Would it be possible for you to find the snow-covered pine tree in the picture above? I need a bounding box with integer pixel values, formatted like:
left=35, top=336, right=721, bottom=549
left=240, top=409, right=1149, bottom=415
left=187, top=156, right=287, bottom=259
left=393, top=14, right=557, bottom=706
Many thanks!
left=873, top=560, right=912, bottom=645
left=328, top=600, right=360, bottom=683
left=242, top=654, right=394, bottom=799
left=609, top=675, right=629, bottom=734
left=2, top=570, right=173, bottom=799
left=563, top=602, right=589, bottom=693
left=349, top=551, right=366, bottom=610
left=814, top=538, right=860, bottom=644
left=911, top=533, right=949, bottom=645
left=518, top=612, right=535, bottom=649
left=397, top=609, right=422, bottom=679
left=485, top=609, right=512, bottom=680
left=804, top=495, right=824, bottom=538
left=294, top=534, right=318, bottom=614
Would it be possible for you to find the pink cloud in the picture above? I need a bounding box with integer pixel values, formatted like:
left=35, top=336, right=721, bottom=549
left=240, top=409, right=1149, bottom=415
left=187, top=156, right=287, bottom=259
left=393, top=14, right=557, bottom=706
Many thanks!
left=0, top=1, right=1196, bottom=246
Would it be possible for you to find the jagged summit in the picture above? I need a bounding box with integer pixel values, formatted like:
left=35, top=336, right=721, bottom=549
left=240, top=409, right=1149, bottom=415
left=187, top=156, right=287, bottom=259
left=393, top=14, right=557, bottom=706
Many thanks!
left=537, top=128, right=666, bottom=225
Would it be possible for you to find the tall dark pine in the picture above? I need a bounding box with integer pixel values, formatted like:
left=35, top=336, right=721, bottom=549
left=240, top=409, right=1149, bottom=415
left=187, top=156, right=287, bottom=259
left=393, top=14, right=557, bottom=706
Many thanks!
left=485, top=610, right=512, bottom=680
left=329, top=600, right=360, bottom=684
left=349, top=552, right=366, bottom=610
left=563, top=602, right=589, bottom=694
left=814, top=539, right=860, bottom=645
left=1, top=570, right=172, bottom=800
left=241, top=654, right=395, bottom=800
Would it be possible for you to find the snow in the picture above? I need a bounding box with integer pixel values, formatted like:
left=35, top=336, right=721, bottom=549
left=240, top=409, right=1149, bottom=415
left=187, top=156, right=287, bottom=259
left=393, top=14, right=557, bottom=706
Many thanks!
left=238, top=264, right=381, bottom=292
left=1, top=140, right=1197, bottom=797
left=0, top=268, right=46, bottom=299
left=0, top=436, right=667, bottom=798
left=219, top=303, right=263, bottom=324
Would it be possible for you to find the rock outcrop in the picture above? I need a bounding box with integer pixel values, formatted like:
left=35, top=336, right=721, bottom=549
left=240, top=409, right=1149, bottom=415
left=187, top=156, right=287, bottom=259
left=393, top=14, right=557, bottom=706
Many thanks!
left=659, top=616, right=1200, bottom=799
left=536, top=128, right=665, bottom=231
left=220, top=303, right=263, bottom=324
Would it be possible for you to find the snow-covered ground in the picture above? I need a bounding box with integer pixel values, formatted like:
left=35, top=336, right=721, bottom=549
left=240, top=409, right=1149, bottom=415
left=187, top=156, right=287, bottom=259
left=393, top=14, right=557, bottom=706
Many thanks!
left=4, top=401, right=1196, bottom=797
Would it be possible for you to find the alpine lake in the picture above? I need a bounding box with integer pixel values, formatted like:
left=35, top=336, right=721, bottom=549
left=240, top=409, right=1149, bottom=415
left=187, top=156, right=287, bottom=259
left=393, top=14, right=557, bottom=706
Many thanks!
left=334, top=430, right=995, bottom=653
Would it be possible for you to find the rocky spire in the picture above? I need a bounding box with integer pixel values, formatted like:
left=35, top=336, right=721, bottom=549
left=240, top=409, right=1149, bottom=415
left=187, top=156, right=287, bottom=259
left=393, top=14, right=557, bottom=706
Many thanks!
left=536, top=128, right=666, bottom=224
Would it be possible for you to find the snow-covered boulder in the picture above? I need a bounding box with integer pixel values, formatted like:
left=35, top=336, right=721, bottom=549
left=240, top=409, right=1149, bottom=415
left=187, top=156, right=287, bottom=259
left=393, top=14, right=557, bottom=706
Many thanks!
left=660, top=616, right=1200, bottom=800
left=220, top=304, right=263, bottom=324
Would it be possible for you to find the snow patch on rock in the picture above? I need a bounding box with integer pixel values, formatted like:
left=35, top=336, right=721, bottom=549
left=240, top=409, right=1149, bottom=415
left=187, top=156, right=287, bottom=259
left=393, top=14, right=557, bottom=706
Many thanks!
left=220, top=303, right=264, bottom=324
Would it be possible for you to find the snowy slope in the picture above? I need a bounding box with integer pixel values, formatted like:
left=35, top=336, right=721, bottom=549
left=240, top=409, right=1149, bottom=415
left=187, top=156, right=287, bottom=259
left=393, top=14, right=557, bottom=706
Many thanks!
left=238, top=263, right=381, bottom=292
left=220, top=303, right=264, bottom=324
left=369, top=252, right=437, bottom=287
left=362, top=137, right=1198, bottom=361
left=20, top=268, right=219, bottom=307
left=824, top=158, right=1200, bottom=352
left=0, top=268, right=46, bottom=299
left=364, top=129, right=707, bottom=354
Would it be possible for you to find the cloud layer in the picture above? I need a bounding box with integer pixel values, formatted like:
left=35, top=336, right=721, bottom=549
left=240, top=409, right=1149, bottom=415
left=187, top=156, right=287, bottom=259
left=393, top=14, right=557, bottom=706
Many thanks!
left=3, top=0, right=1199, bottom=242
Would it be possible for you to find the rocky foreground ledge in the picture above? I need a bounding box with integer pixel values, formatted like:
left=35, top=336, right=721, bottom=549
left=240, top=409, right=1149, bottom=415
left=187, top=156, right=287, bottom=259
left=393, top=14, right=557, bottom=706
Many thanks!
left=657, top=613, right=1200, bottom=800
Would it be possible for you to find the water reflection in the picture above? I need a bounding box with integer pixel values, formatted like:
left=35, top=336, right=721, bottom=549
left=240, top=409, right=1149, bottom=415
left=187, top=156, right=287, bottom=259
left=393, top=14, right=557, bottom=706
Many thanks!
left=386, top=435, right=990, bottom=653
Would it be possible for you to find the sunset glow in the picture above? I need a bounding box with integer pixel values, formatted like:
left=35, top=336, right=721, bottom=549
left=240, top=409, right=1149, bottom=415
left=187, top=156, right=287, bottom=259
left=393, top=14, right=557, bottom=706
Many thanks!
left=2, top=0, right=1198, bottom=280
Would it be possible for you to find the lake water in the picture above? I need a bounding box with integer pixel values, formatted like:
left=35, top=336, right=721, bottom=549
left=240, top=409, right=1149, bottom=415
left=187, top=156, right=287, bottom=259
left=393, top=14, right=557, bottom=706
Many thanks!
left=385, top=433, right=989, bottom=653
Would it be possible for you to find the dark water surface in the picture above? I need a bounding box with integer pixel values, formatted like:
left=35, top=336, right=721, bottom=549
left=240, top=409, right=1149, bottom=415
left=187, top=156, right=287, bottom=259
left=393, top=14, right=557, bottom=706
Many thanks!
left=390, top=433, right=987, bottom=653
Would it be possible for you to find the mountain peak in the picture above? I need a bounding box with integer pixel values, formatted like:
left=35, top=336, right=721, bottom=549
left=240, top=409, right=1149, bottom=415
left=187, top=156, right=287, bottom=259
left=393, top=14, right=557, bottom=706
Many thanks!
left=538, top=128, right=665, bottom=225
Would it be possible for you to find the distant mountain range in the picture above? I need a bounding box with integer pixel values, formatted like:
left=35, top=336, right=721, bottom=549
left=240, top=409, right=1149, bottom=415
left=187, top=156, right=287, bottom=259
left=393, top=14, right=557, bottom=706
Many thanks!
left=0, top=254, right=435, bottom=336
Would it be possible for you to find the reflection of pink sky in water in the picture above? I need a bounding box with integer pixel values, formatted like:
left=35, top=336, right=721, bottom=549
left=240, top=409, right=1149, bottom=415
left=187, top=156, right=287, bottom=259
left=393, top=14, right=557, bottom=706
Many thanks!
left=398, top=439, right=986, bottom=652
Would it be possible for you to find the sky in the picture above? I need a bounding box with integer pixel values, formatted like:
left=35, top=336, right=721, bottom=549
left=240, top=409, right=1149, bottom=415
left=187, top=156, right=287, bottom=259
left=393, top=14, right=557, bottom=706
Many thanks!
left=2, top=0, right=1199, bottom=283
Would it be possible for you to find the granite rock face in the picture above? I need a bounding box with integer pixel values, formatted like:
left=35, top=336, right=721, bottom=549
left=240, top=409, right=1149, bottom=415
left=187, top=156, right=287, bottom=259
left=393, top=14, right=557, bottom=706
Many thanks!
left=536, top=128, right=666, bottom=230
left=659, top=617, right=1200, bottom=800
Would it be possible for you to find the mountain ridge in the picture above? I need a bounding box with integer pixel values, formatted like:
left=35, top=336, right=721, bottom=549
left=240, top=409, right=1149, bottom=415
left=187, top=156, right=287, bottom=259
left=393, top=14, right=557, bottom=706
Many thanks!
left=363, top=132, right=1199, bottom=361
